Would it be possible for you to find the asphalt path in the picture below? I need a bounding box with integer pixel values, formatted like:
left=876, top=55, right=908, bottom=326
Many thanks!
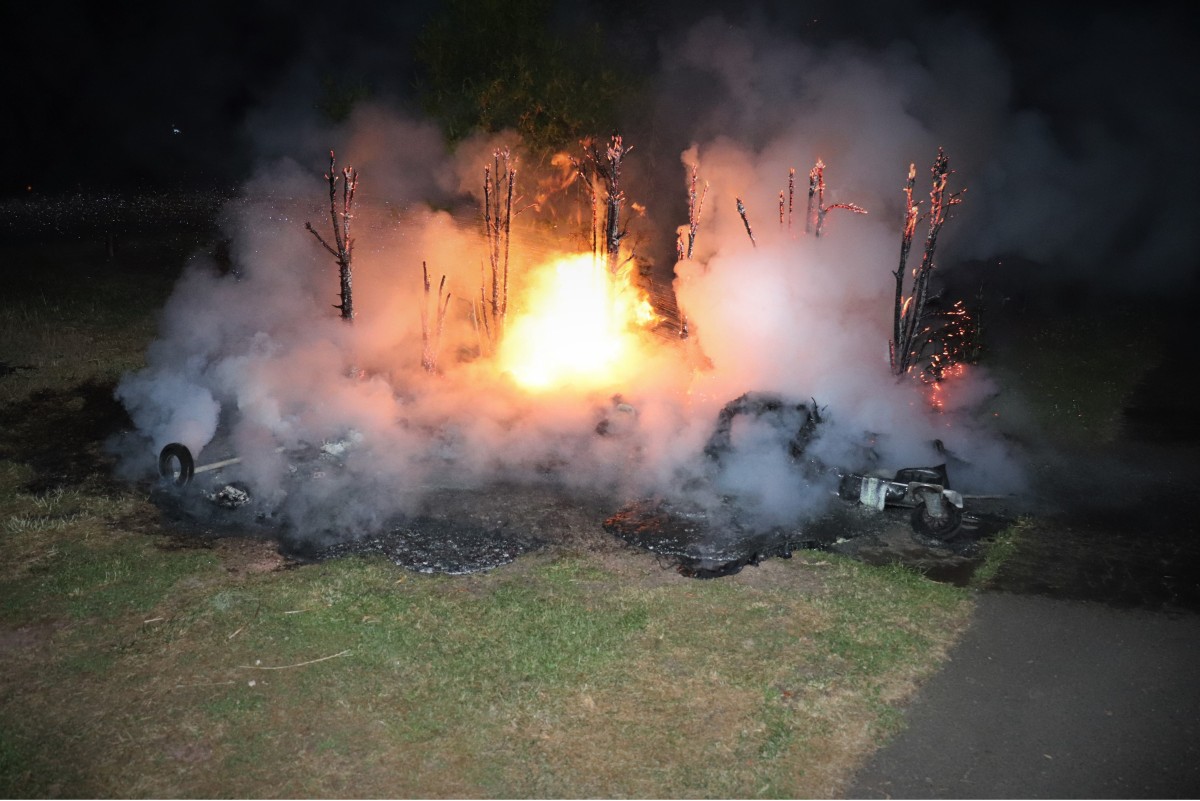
left=846, top=592, right=1200, bottom=798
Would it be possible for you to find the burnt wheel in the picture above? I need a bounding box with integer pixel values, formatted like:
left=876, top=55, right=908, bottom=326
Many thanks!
left=911, top=500, right=963, bottom=542
left=158, top=443, right=195, bottom=487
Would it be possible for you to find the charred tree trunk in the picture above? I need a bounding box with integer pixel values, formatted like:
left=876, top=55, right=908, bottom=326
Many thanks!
left=421, top=261, right=451, bottom=373
left=805, top=162, right=819, bottom=235
left=688, top=164, right=707, bottom=259
left=890, top=149, right=964, bottom=376
left=679, top=163, right=708, bottom=261
left=890, top=164, right=919, bottom=372
left=305, top=150, right=358, bottom=322
left=481, top=149, right=516, bottom=345
left=787, top=167, right=796, bottom=232
left=572, top=135, right=632, bottom=274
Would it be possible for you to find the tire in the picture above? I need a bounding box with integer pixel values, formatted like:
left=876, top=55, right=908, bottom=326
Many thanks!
left=158, top=443, right=195, bottom=487
left=911, top=499, right=964, bottom=542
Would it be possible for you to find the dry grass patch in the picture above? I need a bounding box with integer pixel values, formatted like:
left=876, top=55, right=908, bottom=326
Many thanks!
left=1, top=545, right=969, bottom=798
left=0, top=230, right=973, bottom=798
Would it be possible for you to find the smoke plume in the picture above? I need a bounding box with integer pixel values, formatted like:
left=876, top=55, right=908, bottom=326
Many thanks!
left=119, top=11, right=1177, bottom=543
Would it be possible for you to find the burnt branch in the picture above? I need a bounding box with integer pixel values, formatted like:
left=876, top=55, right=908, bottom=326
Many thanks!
left=736, top=197, right=756, bottom=248
left=890, top=163, right=919, bottom=371
left=480, top=149, right=518, bottom=345
left=679, top=163, right=709, bottom=261
left=787, top=168, right=796, bottom=232
left=805, top=160, right=866, bottom=237
left=572, top=135, right=633, bottom=274
left=306, top=150, right=358, bottom=322
left=805, top=162, right=819, bottom=234
left=421, top=261, right=451, bottom=373
left=890, top=149, right=966, bottom=377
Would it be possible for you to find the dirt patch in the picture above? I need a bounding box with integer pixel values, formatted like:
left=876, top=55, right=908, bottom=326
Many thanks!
left=165, top=741, right=215, bottom=765
left=0, top=623, right=59, bottom=657
left=0, top=379, right=133, bottom=493
left=211, top=538, right=292, bottom=575
left=152, top=527, right=294, bottom=575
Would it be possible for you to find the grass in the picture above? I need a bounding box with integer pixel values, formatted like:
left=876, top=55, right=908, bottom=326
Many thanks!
left=985, top=306, right=1162, bottom=446
left=0, top=236, right=186, bottom=405
left=0, top=229, right=976, bottom=797
left=970, top=517, right=1032, bottom=589
left=0, top=520, right=970, bottom=797
left=1, top=225, right=1152, bottom=797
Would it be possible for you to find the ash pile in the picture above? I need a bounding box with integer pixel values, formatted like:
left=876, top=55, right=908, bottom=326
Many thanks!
left=602, top=498, right=818, bottom=578
left=152, top=436, right=548, bottom=575
left=151, top=392, right=1007, bottom=579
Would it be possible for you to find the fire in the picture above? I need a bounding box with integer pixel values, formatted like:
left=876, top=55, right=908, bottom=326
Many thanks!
left=928, top=362, right=968, bottom=412
left=497, top=253, right=658, bottom=391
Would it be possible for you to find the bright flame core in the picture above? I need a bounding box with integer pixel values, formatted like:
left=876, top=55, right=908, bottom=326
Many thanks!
left=498, top=253, right=658, bottom=391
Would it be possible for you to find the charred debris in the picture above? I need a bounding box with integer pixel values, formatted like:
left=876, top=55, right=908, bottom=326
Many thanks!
left=156, top=137, right=993, bottom=579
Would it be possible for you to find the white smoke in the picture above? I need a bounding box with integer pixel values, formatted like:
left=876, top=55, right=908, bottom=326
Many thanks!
left=115, top=17, right=1046, bottom=542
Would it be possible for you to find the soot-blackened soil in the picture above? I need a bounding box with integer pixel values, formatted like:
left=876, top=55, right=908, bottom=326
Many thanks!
left=153, top=478, right=625, bottom=576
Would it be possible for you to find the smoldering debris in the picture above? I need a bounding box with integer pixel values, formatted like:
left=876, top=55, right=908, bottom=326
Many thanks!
left=288, top=517, right=544, bottom=576
left=603, top=498, right=814, bottom=579
left=116, top=13, right=1105, bottom=578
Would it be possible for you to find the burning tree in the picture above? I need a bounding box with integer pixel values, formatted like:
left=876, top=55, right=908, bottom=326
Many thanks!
left=786, top=167, right=796, bottom=231
left=676, top=163, right=709, bottom=262
left=479, top=148, right=517, bottom=347
left=889, top=149, right=968, bottom=378
left=571, top=134, right=632, bottom=274
left=805, top=160, right=866, bottom=237
left=305, top=150, right=358, bottom=321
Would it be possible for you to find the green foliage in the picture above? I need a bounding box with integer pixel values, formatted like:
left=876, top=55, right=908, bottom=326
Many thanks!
left=316, top=75, right=372, bottom=123
left=414, top=0, right=631, bottom=152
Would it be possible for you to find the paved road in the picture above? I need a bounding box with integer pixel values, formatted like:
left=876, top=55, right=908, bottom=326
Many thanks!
left=847, top=593, right=1200, bottom=798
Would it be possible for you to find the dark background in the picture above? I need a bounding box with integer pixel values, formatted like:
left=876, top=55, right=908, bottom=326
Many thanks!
left=5, top=1, right=1196, bottom=193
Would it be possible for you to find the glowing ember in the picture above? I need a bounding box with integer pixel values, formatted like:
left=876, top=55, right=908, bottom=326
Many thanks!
left=498, top=253, right=658, bottom=391
left=928, top=362, right=968, bottom=412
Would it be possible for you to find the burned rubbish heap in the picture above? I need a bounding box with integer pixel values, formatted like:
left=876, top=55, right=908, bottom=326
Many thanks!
left=154, top=437, right=546, bottom=575
left=141, top=140, right=1001, bottom=580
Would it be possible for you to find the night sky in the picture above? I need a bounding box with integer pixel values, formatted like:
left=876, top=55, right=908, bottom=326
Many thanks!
left=4, top=2, right=1193, bottom=184
left=3, top=0, right=1198, bottom=296
left=4, top=0, right=439, bottom=192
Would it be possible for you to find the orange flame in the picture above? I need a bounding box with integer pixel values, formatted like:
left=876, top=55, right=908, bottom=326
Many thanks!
left=927, top=362, right=968, bottom=412
left=497, top=253, right=658, bottom=391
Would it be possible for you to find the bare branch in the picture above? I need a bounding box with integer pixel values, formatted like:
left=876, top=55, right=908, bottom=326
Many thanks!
left=736, top=197, right=756, bottom=247
left=305, top=150, right=356, bottom=321
left=421, top=262, right=451, bottom=373
left=574, top=135, right=633, bottom=273
left=480, top=149, right=517, bottom=346
left=890, top=149, right=967, bottom=377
